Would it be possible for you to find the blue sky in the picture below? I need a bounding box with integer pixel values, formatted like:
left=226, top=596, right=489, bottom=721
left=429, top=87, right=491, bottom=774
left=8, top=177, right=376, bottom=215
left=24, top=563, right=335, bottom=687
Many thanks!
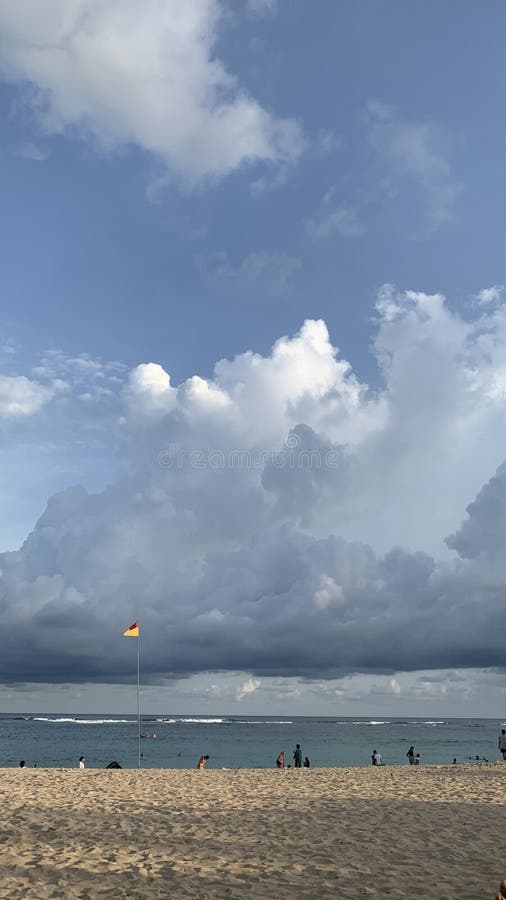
left=3, top=0, right=506, bottom=385
left=1, top=0, right=506, bottom=715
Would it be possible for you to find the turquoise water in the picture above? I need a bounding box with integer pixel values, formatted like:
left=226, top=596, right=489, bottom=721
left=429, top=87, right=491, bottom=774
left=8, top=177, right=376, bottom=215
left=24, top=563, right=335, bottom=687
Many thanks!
left=1, top=714, right=504, bottom=769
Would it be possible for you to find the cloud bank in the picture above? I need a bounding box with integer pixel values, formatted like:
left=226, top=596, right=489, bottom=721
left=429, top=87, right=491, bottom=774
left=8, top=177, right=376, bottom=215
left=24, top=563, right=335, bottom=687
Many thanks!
left=0, top=0, right=303, bottom=183
left=3, top=286, right=506, bottom=685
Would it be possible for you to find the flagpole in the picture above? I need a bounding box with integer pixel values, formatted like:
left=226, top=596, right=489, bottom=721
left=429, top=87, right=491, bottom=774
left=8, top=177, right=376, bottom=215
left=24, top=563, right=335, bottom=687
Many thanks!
left=123, top=621, right=141, bottom=768
left=137, top=628, right=141, bottom=769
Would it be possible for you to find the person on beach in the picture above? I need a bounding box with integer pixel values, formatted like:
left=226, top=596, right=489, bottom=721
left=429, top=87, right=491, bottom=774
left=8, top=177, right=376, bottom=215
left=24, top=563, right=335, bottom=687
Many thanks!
left=293, top=744, right=302, bottom=768
left=414, top=753, right=421, bottom=765
left=303, top=757, right=310, bottom=768
left=197, top=755, right=209, bottom=769
left=79, top=756, right=85, bottom=769
left=498, top=729, right=506, bottom=760
left=19, top=760, right=25, bottom=768
left=494, top=878, right=506, bottom=899
left=276, top=751, right=285, bottom=768
left=371, top=750, right=383, bottom=766
left=407, top=746, right=415, bottom=764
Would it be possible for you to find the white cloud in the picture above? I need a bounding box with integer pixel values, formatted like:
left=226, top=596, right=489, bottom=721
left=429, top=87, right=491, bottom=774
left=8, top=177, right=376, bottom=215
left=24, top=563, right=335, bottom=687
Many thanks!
left=124, top=363, right=176, bottom=418
left=0, top=375, right=65, bottom=418
left=313, top=576, right=344, bottom=610
left=367, top=101, right=461, bottom=226
left=0, top=0, right=303, bottom=184
left=476, top=285, right=505, bottom=305
left=236, top=677, right=261, bottom=701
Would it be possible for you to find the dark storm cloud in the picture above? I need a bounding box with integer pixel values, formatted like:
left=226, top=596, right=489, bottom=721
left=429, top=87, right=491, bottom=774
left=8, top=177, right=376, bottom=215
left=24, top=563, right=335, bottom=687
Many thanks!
left=3, top=296, right=506, bottom=687
left=0, top=465, right=505, bottom=685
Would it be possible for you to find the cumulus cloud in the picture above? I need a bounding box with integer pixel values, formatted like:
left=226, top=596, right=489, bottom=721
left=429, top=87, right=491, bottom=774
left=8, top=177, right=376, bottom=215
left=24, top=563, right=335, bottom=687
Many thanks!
left=0, top=374, right=65, bottom=418
left=476, top=285, right=505, bottom=306
left=446, top=462, right=506, bottom=562
left=0, top=346, right=130, bottom=552
left=236, top=677, right=261, bottom=701
left=124, top=363, right=175, bottom=419
left=0, top=0, right=303, bottom=184
left=4, top=289, right=506, bottom=685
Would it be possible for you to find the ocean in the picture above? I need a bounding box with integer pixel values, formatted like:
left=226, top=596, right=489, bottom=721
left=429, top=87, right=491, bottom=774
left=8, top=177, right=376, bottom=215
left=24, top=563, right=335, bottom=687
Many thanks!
left=1, top=714, right=504, bottom=769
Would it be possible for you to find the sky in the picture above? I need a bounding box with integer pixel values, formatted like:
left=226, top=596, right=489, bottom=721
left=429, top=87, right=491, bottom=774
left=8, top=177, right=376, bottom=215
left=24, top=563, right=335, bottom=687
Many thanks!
left=1, top=0, right=506, bottom=716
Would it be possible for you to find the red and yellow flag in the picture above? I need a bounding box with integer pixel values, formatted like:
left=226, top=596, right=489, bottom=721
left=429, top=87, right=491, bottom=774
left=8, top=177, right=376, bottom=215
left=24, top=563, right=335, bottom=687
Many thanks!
left=123, top=620, right=139, bottom=637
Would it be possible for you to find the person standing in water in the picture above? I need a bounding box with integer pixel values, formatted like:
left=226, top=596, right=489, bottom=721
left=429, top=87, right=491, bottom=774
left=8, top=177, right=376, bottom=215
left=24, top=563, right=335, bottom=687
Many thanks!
left=293, top=744, right=302, bottom=768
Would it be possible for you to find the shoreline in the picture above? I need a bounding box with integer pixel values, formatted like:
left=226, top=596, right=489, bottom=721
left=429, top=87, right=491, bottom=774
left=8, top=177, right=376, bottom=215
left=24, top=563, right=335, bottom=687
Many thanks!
left=8, top=760, right=506, bottom=770
left=0, top=764, right=505, bottom=898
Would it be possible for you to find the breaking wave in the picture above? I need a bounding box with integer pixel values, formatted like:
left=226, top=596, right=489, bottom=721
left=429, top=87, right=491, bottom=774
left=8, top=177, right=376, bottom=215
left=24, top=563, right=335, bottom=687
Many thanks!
left=153, top=718, right=293, bottom=725
left=31, top=717, right=132, bottom=724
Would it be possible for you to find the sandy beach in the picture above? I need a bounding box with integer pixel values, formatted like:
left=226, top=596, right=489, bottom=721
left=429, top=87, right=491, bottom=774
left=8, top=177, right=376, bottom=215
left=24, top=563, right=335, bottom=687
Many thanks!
left=0, top=763, right=504, bottom=899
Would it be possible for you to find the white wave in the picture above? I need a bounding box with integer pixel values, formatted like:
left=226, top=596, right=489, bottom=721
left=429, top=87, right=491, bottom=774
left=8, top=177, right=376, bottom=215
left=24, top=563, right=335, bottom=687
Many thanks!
left=352, top=720, right=390, bottom=726
left=155, top=717, right=224, bottom=724
left=405, top=720, right=446, bottom=726
left=153, top=717, right=293, bottom=725
left=180, top=718, right=224, bottom=723
left=32, top=717, right=132, bottom=724
left=233, top=720, right=293, bottom=725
